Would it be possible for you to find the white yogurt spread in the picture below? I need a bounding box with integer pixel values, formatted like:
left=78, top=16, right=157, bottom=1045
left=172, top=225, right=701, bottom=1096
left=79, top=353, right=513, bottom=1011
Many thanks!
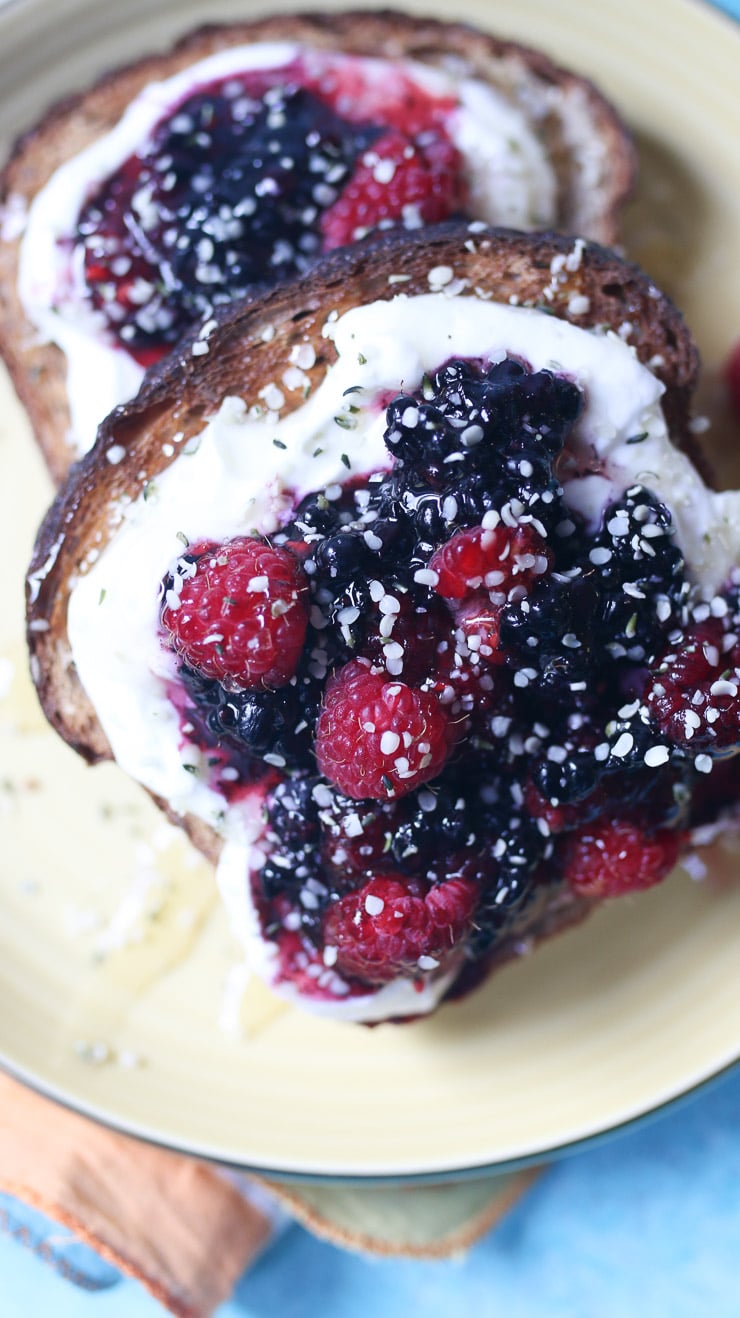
left=17, top=43, right=556, bottom=456
left=64, top=294, right=740, bottom=1020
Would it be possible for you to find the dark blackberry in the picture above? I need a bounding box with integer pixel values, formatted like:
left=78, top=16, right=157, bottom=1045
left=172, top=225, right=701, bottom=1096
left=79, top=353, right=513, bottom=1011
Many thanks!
left=531, top=748, right=604, bottom=805
left=367, top=510, right=416, bottom=564
left=327, top=577, right=373, bottom=654
left=590, top=486, right=689, bottom=663
left=390, top=784, right=471, bottom=870
left=80, top=81, right=379, bottom=357
left=461, top=797, right=546, bottom=954
left=506, top=369, right=583, bottom=454
left=382, top=358, right=583, bottom=499
left=500, top=570, right=602, bottom=679
left=179, top=665, right=320, bottom=771
left=286, top=491, right=343, bottom=540
left=267, top=776, right=320, bottom=856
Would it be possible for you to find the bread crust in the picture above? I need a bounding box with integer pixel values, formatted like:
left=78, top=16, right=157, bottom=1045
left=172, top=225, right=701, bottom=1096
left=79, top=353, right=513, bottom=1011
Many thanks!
left=0, top=10, right=635, bottom=482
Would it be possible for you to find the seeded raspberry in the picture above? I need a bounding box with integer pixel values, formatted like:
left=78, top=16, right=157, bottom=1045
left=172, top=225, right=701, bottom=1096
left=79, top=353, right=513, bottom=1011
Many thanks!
left=320, top=128, right=464, bottom=249
left=563, top=818, right=685, bottom=898
left=430, top=523, right=550, bottom=603
left=645, top=619, right=740, bottom=752
left=322, top=873, right=477, bottom=984
left=161, top=537, right=309, bottom=689
left=315, top=660, right=454, bottom=800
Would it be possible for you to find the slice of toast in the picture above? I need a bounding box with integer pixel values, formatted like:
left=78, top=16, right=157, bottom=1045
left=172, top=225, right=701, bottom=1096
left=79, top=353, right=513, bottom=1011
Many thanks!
left=25, top=223, right=701, bottom=1008
left=0, top=10, right=635, bottom=483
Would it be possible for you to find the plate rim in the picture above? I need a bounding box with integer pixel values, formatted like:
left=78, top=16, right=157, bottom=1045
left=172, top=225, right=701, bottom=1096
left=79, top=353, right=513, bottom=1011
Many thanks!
left=1, top=0, right=740, bottom=1182
left=1, top=1049, right=738, bottom=1184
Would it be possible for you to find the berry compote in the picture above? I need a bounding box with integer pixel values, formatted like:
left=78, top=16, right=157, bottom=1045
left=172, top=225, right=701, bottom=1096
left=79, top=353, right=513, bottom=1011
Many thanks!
left=158, top=354, right=740, bottom=1010
left=77, top=55, right=465, bottom=366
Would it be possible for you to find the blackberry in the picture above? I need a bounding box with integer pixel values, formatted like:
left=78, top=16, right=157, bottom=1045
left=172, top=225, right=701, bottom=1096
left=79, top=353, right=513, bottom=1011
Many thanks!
left=327, top=577, right=373, bottom=654
left=500, top=570, right=602, bottom=679
left=266, top=776, right=320, bottom=857
left=284, top=491, right=343, bottom=541
left=590, top=486, right=688, bottom=663
left=80, top=81, right=379, bottom=356
left=179, top=665, right=320, bottom=771
left=391, top=784, right=471, bottom=871
left=383, top=359, right=583, bottom=491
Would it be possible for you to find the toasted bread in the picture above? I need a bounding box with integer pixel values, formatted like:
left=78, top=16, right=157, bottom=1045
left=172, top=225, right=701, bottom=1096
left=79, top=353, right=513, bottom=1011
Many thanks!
left=27, top=223, right=698, bottom=872
left=0, top=10, right=635, bottom=483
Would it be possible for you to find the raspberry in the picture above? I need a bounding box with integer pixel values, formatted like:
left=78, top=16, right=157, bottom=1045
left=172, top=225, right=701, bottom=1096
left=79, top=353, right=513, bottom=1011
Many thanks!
left=645, top=619, right=740, bottom=752
left=322, top=873, right=477, bottom=984
left=315, top=660, right=454, bottom=800
left=430, top=523, right=550, bottom=603
left=161, top=537, right=309, bottom=689
left=562, top=818, right=685, bottom=898
left=320, top=128, right=464, bottom=249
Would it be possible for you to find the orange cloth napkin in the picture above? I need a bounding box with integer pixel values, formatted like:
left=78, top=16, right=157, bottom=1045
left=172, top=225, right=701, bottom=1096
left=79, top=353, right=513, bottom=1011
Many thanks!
left=0, top=1070, right=539, bottom=1315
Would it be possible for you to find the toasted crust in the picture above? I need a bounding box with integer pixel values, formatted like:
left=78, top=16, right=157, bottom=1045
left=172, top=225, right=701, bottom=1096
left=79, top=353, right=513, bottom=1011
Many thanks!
left=0, top=10, right=635, bottom=483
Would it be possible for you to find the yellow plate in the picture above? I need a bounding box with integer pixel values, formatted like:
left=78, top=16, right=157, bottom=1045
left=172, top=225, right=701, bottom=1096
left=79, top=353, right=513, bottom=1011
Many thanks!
left=2, top=0, right=740, bottom=1180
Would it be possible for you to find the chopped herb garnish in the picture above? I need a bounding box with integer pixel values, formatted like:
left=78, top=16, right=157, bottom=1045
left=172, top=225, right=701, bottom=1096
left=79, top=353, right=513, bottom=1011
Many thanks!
left=272, top=438, right=287, bottom=450
left=343, top=385, right=363, bottom=396
left=176, top=531, right=189, bottom=548
left=341, top=453, right=351, bottom=469
left=313, top=446, right=324, bottom=457
left=98, top=588, right=106, bottom=605
left=334, top=414, right=355, bottom=430
left=357, top=353, right=367, bottom=365
left=183, top=764, right=198, bottom=774
left=626, top=432, right=648, bottom=445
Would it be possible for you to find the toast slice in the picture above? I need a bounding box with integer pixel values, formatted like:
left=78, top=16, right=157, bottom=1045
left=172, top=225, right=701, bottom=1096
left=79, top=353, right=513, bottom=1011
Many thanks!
left=27, top=222, right=728, bottom=1020
left=0, top=10, right=635, bottom=482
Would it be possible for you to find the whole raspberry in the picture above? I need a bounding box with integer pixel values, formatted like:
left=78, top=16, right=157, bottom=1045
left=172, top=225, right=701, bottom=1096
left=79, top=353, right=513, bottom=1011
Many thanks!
left=315, top=660, right=454, bottom=799
left=562, top=818, right=685, bottom=898
left=430, top=523, right=550, bottom=603
left=322, top=873, right=477, bottom=984
left=319, top=128, right=464, bottom=249
left=646, top=619, right=740, bottom=752
left=161, top=537, right=309, bottom=689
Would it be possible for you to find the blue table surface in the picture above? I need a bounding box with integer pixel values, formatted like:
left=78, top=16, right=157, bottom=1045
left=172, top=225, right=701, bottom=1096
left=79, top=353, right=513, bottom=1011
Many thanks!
left=4, top=0, right=740, bottom=1312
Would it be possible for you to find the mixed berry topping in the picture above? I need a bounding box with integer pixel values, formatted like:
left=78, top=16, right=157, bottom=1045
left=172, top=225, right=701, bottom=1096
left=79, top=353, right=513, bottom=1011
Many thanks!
left=158, top=355, right=740, bottom=1003
left=562, top=819, right=686, bottom=900
left=77, top=58, right=466, bottom=364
